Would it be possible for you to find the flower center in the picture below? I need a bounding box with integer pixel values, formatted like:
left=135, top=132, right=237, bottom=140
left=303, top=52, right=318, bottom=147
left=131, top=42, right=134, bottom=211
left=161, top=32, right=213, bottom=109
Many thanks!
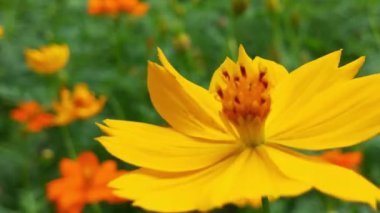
left=74, top=98, right=88, bottom=108
left=216, top=65, right=270, bottom=147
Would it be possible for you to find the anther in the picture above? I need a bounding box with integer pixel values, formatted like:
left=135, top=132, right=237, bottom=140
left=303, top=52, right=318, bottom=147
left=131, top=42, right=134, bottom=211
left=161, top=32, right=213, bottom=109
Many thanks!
left=262, top=80, right=268, bottom=89
left=259, top=71, right=265, bottom=80
left=240, top=65, right=247, bottom=77
left=260, top=97, right=266, bottom=104
left=222, top=70, right=230, bottom=80
left=217, top=88, right=224, bottom=98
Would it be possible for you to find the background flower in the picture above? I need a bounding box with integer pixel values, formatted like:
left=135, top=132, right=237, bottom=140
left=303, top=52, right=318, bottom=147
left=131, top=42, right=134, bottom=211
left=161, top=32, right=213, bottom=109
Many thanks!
left=0, top=25, right=4, bottom=39
left=319, top=150, right=363, bottom=170
left=47, top=152, right=127, bottom=212
left=10, top=101, right=54, bottom=133
left=53, top=83, right=106, bottom=126
left=88, top=0, right=149, bottom=16
left=25, top=44, right=69, bottom=74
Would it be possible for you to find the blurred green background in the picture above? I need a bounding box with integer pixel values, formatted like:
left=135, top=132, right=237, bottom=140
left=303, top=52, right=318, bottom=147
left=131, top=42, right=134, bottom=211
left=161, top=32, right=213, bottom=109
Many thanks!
left=1, top=0, right=380, bottom=212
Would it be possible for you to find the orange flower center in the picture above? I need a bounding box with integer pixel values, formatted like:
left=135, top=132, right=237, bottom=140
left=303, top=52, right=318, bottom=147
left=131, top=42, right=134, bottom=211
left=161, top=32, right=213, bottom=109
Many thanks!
left=216, top=65, right=270, bottom=147
left=82, top=167, right=95, bottom=189
left=74, top=98, right=88, bottom=108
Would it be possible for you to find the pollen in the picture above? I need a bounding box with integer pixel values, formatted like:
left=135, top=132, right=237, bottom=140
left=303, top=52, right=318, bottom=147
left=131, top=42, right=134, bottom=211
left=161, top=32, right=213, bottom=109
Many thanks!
left=216, top=64, right=271, bottom=146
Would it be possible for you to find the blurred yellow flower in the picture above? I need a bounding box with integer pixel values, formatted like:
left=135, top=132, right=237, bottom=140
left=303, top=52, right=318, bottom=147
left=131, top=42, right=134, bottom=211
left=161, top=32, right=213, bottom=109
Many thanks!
left=173, top=32, right=191, bottom=53
left=25, top=44, right=69, bottom=74
left=266, top=0, right=281, bottom=12
left=0, top=25, right=4, bottom=38
left=98, top=46, right=380, bottom=212
left=54, top=83, right=106, bottom=125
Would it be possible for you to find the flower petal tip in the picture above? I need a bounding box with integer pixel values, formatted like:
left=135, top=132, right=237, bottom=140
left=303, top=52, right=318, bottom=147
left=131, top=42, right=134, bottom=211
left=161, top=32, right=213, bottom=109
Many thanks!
left=156, top=47, right=167, bottom=62
left=96, top=122, right=114, bottom=136
left=94, top=136, right=102, bottom=143
left=238, top=44, right=245, bottom=51
left=238, top=45, right=249, bottom=56
left=147, top=61, right=160, bottom=70
left=332, top=49, right=343, bottom=58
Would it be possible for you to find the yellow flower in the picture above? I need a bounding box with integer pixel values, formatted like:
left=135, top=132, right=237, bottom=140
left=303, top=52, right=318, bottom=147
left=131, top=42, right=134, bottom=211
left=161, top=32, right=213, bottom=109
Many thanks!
left=0, top=25, right=4, bottom=39
left=97, top=46, right=380, bottom=212
left=54, top=83, right=106, bottom=125
left=25, top=44, right=69, bottom=74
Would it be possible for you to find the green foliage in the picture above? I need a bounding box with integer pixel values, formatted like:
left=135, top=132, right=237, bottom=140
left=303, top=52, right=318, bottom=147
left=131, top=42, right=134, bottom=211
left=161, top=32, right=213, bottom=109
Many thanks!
left=1, top=0, right=380, bottom=212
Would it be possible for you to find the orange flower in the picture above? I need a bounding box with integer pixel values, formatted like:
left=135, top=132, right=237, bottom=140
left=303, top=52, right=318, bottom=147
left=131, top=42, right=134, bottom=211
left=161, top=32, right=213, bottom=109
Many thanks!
left=88, top=0, right=103, bottom=14
left=47, top=152, right=127, bottom=212
left=53, top=83, right=106, bottom=125
left=319, top=150, right=363, bottom=170
left=25, top=44, right=70, bottom=74
left=118, top=0, right=149, bottom=16
left=88, top=0, right=149, bottom=16
left=10, top=101, right=54, bottom=133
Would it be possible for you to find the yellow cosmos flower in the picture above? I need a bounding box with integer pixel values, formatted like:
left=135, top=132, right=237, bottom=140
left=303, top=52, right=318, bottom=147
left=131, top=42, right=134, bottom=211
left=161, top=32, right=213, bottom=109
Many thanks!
left=97, top=46, right=380, bottom=212
left=25, top=44, right=69, bottom=74
left=54, top=83, right=106, bottom=125
left=0, top=25, right=4, bottom=39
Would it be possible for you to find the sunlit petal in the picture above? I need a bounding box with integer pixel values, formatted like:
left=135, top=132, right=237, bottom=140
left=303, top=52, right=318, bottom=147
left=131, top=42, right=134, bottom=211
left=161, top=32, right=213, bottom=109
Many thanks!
left=267, top=74, right=380, bottom=150
left=110, top=149, right=310, bottom=212
left=97, top=119, right=238, bottom=172
left=264, top=146, right=380, bottom=208
left=148, top=57, right=233, bottom=140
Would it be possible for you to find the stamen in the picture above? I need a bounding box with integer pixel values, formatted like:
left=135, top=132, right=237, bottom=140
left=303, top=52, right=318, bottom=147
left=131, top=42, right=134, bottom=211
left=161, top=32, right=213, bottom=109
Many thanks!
left=259, top=71, right=265, bottom=80
left=222, top=70, right=230, bottom=80
left=216, top=65, right=271, bottom=147
left=240, top=65, right=247, bottom=77
left=217, top=88, right=224, bottom=98
left=234, top=96, right=240, bottom=104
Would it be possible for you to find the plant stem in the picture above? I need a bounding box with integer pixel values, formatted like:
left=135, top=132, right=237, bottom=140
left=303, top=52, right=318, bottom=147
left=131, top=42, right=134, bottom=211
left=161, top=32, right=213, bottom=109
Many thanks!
left=91, top=203, right=103, bottom=213
left=61, top=126, right=76, bottom=158
left=261, top=197, right=270, bottom=213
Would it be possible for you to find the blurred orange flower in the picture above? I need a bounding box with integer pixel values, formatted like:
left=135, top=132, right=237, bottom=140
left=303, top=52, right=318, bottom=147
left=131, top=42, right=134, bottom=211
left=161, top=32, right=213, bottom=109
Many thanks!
left=10, top=101, right=54, bottom=133
left=319, top=150, right=363, bottom=170
left=25, top=44, right=69, bottom=74
left=88, top=0, right=149, bottom=16
left=53, top=83, right=106, bottom=125
left=47, top=152, right=127, bottom=213
left=0, top=25, right=4, bottom=39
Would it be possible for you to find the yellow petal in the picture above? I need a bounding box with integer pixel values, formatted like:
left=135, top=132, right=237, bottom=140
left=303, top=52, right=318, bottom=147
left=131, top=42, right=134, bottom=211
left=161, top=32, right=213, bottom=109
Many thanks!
left=110, top=149, right=309, bottom=212
left=264, top=145, right=380, bottom=208
left=267, top=50, right=342, bottom=130
left=254, top=56, right=289, bottom=87
left=209, top=45, right=289, bottom=94
left=97, top=119, right=238, bottom=172
left=148, top=50, right=233, bottom=141
left=209, top=57, right=239, bottom=93
left=338, top=56, right=365, bottom=81
left=267, top=74, right=380, bottom=150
